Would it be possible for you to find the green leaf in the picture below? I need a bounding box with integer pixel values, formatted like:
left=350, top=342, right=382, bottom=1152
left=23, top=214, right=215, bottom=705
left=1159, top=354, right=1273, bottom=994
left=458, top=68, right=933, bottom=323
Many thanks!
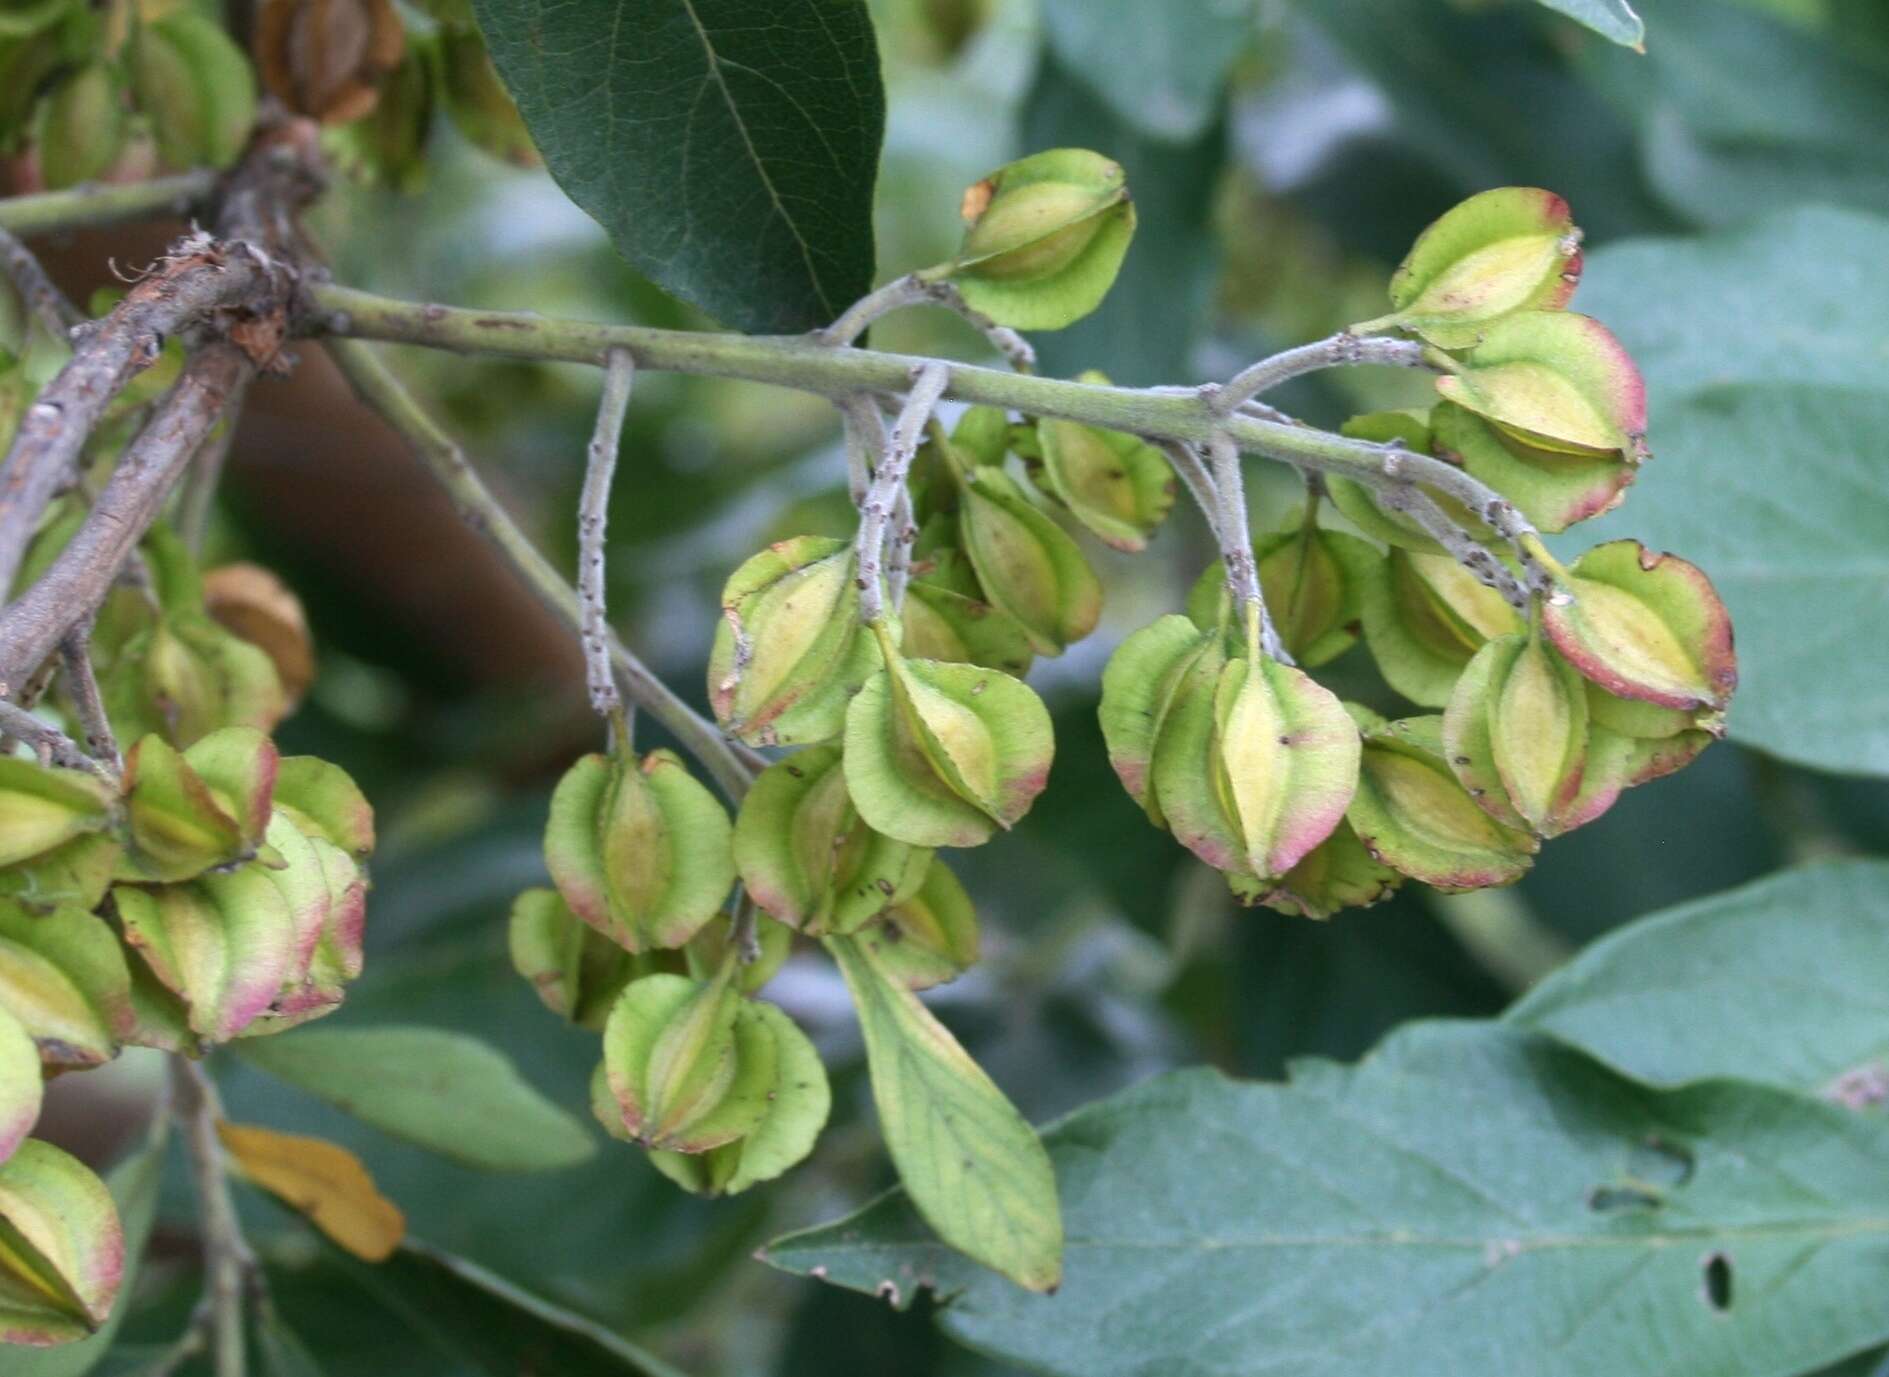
left=1509, top=859, right=1889, bottom=1098
left=237, top=1025, right=595, bottom=1172
left=469, top=0, right=883, bottom=332
left=313, top=1239, right=691, bottom=1377
left=1534, top=0, right=1643, bottom=47
left=821, top=935, right=1060, bottom=1292
left=10, top=1118, right=165, bottom=1377
left=1037, top=0, right=1251, bottom=142
left=765, top=1020, right=1889, bottom=1377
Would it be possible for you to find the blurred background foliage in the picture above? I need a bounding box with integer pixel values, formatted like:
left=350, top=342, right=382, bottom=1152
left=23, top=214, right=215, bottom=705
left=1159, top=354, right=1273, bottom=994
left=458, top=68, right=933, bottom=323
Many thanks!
left=40, top=0, right=1889, bottom=1371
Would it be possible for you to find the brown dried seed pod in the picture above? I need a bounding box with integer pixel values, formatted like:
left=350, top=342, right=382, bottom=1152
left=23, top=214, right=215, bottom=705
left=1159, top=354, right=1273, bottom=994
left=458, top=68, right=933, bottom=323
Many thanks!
left=255, top=0, right=406, bottom=125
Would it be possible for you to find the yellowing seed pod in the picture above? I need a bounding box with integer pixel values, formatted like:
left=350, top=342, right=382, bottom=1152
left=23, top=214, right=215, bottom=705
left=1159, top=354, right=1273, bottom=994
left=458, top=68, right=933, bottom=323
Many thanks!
left=0, top=900, right=136, bottom=1072
left=956, top=467, right=1101, bottom=656
left=847, top=856, right=978, bottom=990
left=1227, top=820, right=1400, bottom=920
left=1353, top=187, right=1583, bottom=348
left=929, top=148, right=1137, bottom=330
left=707, top=537, right=886, bottom=747
left=1444, top=633, right=1592, bottom=837
left=1033, top=374, right=1176, bottom=552
left=734, top=745, right=931, bottom=937
left=1434, top=311, right=1647, bottom=461
left=1360, top=548, right=1523, bottom=709
left=842, top=628, right=1054, bottom=849
left=0, top=1139, right=123, bottom=1344
left=543, top=749, right=735, bottom=954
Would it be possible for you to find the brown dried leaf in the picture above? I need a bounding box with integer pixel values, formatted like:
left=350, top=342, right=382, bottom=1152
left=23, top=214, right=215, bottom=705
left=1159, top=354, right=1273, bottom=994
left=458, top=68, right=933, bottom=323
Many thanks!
left=217, top=1120, right=404, bottom=1261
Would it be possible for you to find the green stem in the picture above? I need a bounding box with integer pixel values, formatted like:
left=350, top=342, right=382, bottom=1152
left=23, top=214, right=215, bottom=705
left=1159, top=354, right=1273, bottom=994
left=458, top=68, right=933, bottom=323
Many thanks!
left=0, top=171, right=217, bottom=237
left=323, top=336, right=754, bottom=801
left=307, top=284, right=1536, bottom=554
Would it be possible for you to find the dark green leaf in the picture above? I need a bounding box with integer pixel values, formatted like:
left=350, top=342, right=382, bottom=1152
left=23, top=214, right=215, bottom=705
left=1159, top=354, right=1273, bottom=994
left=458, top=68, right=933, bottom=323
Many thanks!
left=238, top=1025, right=596, bottom=1172
left=1534, top=0, right=1642, bottom=47
left=765, top=1021, right=1889, bottom=1377
left=1038, top=0, right=1251, bottom=142
left=470, top=0, right=884, bottom=331
left=1509, top=859, right=1889, bottom=1098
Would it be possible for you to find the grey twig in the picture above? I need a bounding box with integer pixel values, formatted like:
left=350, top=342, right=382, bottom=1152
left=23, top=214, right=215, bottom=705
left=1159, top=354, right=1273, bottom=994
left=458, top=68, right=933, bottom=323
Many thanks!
left=0, top=698, right=109, bottom=778
left=1208, top=432, right=1287, bottom=662
left=855, top=362, right=950, bottom=625
left=323, top=336, right=756, bottom=801
left=1376, top=483, right=1529, bottom=610
left=59, top=626, right=119, bottom=771
left=1214, top=332, right=1433, bottom=416
left=175, top=372, right=253, bottom=555
left=1157, top=438, right=1222, bottom=541
left=0, top=225, right=83, bottom=336
left=170, top=1057, right=254, bottom=1377
left=819, top=273, right=1035, bottom=372
left=580, top=348, right=636, bottom=726
left=835, top=391, right=886, bottom=506
left=0, top=345, right=252, bottom=694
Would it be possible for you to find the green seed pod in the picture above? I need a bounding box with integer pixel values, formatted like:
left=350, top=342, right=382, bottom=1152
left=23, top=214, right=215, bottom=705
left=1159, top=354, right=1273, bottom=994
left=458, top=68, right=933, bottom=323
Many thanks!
left=104, top=612, right=286, bottom=749
left=597, top=966, right=777, bottom=1152
left=1033, top=374, right=1175, bottom=552
left=847, top=856, right=978, bottom=990
left=509, top=886, right=655, bottom=1030
left=901, top=573, right=1035, bottom=676
left=237, top=811, right=367, bottom=1036
left=271, top=754, right=376, bottom=861
left=1345, top=712, right=1536, bottom=892
left=1150, top=635, right=1360, bottom=884
left=1360, top=547, right=1523, bottom=708
left=1430, top=401, right=1632, bottom=533
left=0, top=1138, right=123, bottom=1345
left=932, top=148, right=1136, bottom=330
left=1585, top=679, right=1724, bottom=743
left=1328, top=410, right=1496, bottom=555
left=117, top=733, right=264, bottom=884
left=1353, top=187, right=1582, bottom=348
left=842, top=627, right=1054, bottom=849
left=684, top=906, right=791, bottom=995
left=0, top=1003, right=36, bottom=1166
left=707, top=537, right=886, bottom=747
left=1444, top=633, right=1592, bottom=837
left=734, top=745, right=931, bottom=937
left=957, top=466, right=1101, bottom=656
left=543, top=749, right=735, bottom=954
left=438, top=25, right=536, bottom=166
left=0, top=758, right=115, bottom=872
left=0, top=900, right=136, bottom=1071
left=1187, top=525, right=1381, bottom=668
left=329, top=30, right=435, bottom=193
left=630, top=999, right=829, bottom=1197
left=1227, top=820, right=1400, bottom=920
left=0, top=35, right=60, bottom=155
left=36, top=62, right=127, bottom=191
left=131, top=11, right=258, bottom=171
left=1098, top=614, right=1221, bottom=828
left=1541, top=540, right=1738, bottom=713
left=950, top=404, right=1012, bottom=467
left=1434, top=311, right=1647, bottom=461
left=113, top=863, right=299, bottom=1046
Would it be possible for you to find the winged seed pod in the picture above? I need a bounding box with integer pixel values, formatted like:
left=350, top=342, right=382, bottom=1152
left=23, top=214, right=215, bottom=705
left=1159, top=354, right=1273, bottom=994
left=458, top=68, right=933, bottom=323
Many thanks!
left=1187, top=524, right=1381, bottom=668
left=0, top=900, right=136, bottom=1071
left=0, top=1138, right=123, bottom=1346
left=901, top=558, right=1035, bottom=676
left=1227, top=820, right=1400, bottom=920
left=1541, top=540, right=1738, bottom=713
left=327, top=29, right=434, bottom=192
left=37, top=63, right=127, bottom=191
left=1142, top=624, right=1359, bottom=884
left=1033, top=375, right=1176, bottom=551
left=103, top=611, right=286, bottom=748
left=0, top=757, right=116, bottom=872
left=544, top=749, right=735, bottom=954
left=1433, top=311, right=1647, bottom=462
left=597, top=965, right=773, bottom=1152
left=0, top=1005, right=37, bottom=1166
left=1443, top=633, right=1594, bottom=837
left=926, top=148, right=1137, bottom=330
left=1345, top=711, right=1536, bottom=891
left=1361, top=547, right=1523, bottom=708
left=845, top=856, right=978, bottom=990
left=1351, top=187, right=1582, bottom=348
left=130, top=11, right=258, bottom=170
left=956, top=465, right=1101, bottom=656
left=255, top=0, right=406, bottom=124
left=1431, top=401, right=1632, bottom=533
left=117, top=729, right=277, bottom=884
left=1098, top=614, right=1221, bottom=828
left=843, top=626, right=1054, bottom=849
left=608, top=997, right=829, bottom=1197
left=510, top=886, right=657, bottom=1030
left=237, top=812, right=368, bottom=1036
left=707, top=537, right=885, bottom=747
left=113, top=864, right=299, bottom=1047
left=734, top=746, right=931, bottom=937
